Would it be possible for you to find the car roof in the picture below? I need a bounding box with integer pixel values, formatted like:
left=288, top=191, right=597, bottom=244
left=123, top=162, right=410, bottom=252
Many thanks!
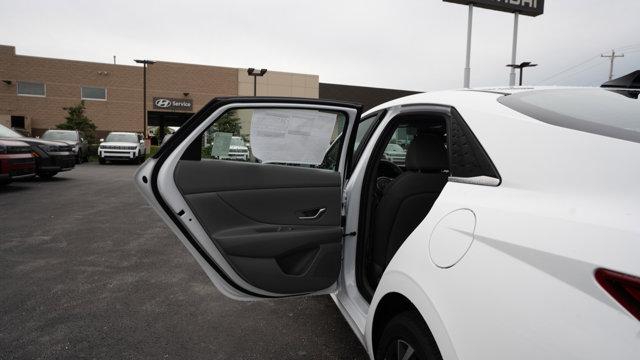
left=365, top=86, right=587, bottom=115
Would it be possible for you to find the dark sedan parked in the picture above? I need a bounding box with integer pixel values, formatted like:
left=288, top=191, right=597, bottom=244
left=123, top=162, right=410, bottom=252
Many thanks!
left=0, top=139, right=36, bottom=184
left=41, top=129, right=89, bottom=163
left=0, top=124, right=75, bottom=179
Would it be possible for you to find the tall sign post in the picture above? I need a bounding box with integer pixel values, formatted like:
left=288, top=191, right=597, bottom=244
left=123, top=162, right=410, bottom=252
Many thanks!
left=463, top=5, right=473, bottom=88
left=443, top=0, right=545, bottom=87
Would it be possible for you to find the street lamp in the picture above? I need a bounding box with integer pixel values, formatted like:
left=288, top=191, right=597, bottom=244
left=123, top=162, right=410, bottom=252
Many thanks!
left=506, top=61, right=538, bottom=86
left=247, top=68, right=267, bottom=96
left=134, top=59, right=156, bottom=139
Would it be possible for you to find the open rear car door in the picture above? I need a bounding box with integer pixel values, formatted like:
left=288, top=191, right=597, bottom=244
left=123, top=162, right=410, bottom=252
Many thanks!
left=135, top=97, right=362, bottom=300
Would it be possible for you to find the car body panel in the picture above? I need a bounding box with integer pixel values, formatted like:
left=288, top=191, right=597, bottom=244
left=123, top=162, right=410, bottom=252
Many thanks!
left=362, top=88, right=640, bottom=359
left=139, top=88, right=640, bottom=359
left=0, top=139, right=36, bottom=183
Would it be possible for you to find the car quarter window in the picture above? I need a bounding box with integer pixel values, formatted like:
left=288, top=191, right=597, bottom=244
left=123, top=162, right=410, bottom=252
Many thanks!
left=448, top=108, right=501, bottom=185
left=196, top=108, right=347, bottom=171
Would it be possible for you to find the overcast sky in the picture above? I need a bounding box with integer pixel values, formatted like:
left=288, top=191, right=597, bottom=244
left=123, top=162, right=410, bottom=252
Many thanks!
left=1, top=0, right=638, bottom=91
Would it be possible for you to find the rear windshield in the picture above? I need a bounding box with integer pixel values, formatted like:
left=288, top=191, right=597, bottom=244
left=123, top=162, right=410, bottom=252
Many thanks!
left=498, top=88, right=640, bottom=143
left=106, top=133, right=138, bottom=143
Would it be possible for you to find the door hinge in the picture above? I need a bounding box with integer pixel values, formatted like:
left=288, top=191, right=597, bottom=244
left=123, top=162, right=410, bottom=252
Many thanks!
left=343, top=231, right=357, bottom=237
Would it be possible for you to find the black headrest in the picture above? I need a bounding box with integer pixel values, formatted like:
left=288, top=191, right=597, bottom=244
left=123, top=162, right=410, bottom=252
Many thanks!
left=405, top=134, right=448, bottom=171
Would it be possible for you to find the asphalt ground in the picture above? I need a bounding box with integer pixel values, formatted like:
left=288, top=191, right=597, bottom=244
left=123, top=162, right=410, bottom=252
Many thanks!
left=0, top=163, right=367, bottom=359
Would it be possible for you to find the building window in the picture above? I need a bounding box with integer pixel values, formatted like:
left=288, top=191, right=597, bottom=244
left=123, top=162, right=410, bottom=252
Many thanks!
left=81, top=86, right=107, bottom=101
left=17, top=81, right=46, bottom=97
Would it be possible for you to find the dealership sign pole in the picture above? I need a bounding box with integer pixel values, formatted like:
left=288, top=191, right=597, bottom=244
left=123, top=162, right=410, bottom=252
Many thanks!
left=443, top=0, right=544, bottom=88
left=463, top=4, right=473, bottom=88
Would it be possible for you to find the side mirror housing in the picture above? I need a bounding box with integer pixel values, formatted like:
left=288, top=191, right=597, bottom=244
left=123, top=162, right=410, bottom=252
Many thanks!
left=99, top=138, right=104, bottom=142
left=139, top=139, right=144, bottom=144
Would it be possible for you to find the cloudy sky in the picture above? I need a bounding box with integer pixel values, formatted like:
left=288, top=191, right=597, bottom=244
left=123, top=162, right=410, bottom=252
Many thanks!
left=1, top=0, right=639, bottom=91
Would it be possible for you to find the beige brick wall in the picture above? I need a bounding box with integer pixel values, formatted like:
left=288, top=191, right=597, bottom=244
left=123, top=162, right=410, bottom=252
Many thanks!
left=0, top=114, right=9, bottom=128
left=0, top=45, right=238, bottom=137
left=238, top=69, right=319, bottom=98
left=0, top=45, right=320, bottom=139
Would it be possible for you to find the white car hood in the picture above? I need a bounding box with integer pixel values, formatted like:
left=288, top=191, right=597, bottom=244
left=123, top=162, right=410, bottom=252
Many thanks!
left=100, top=142, right=139, bottom=147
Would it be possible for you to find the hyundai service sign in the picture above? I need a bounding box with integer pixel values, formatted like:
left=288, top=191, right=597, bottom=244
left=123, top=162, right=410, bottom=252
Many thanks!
left=443, top=0, right=544, bottom=17
left=153, top=97, right=193, bottom=111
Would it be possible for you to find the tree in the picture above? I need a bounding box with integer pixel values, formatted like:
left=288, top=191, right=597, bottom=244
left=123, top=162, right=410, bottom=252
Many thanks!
left=57, top=101, right=97, bottom=143
left=211, top=110, right=241, bottom=135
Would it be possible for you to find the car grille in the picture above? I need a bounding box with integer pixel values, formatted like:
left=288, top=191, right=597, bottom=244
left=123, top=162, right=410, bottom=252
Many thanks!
left=101, top=145, right=137, bottom=150
left=7, top=146, right=32, bottom=154
left=46, top=144, right=73, bottom=152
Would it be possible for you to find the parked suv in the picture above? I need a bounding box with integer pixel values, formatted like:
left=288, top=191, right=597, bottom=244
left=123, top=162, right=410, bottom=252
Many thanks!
left=98, top=132, right=146, bottom=164
left=0, top=124, right=75, bottom=179
left=0, top=139, right=36, bottom=184
left=41, top=129, right=89, bottom=163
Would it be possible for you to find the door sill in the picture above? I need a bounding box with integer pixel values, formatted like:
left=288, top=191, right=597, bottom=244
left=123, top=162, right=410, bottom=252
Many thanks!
left=330, top=292, right=367, bottom=348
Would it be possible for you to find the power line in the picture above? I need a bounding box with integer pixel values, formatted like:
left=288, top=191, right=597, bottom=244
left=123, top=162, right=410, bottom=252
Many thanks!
left=618, top=42, right=640, bottom=50
left=561, top=61, right=607, bottom=82
left=537, top=55, right=600, bottom=84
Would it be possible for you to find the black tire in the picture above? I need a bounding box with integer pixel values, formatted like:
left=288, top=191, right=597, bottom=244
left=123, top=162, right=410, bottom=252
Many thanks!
left=375, top=311, right=442, bottom=360
left=38, top=172, right=57, bottom=180
left=98, top=157, right=106, bottom=164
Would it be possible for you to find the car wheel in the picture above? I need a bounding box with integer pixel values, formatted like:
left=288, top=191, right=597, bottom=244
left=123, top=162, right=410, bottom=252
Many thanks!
left=38, top=172, right=57, bottom=180
left=375, top=311, right=442, bottom=360
left=98, top=157, right=106, bottom=164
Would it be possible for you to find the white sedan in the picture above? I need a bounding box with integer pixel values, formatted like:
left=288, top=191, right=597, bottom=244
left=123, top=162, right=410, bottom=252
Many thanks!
left=136, top=87, right=640, bottom=360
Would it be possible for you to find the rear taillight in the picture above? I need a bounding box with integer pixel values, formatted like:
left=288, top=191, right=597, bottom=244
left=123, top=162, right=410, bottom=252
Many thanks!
left=595, top=268, right=640, bottom=321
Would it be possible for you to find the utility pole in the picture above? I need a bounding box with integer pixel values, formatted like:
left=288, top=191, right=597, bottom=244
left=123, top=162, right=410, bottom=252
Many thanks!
left=508, top=13, right=520, bottom=87
left=463, top=4, right=474, bottom=88
left=601, top=50, right=624, bottom=80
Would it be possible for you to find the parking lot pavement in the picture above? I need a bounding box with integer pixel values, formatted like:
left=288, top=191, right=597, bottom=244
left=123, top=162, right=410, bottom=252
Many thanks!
left=0, top=163, right=367, bottom=360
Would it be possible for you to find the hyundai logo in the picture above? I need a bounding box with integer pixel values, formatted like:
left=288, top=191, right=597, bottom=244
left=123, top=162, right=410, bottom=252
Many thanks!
left=155, top=98, right=172, bottom=108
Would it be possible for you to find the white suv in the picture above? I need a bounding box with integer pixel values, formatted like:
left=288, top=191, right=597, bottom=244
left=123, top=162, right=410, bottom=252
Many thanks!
left=98, top=132, right=146, bottom=164
left=137, top=90, right=640, bottom=360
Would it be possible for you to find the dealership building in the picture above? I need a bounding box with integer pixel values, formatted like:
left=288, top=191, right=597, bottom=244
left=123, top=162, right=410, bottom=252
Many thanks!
left=0, top=44, right=418, bottom=139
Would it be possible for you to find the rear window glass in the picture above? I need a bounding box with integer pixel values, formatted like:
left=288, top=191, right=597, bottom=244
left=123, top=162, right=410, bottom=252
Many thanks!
left=498, top=88, right=640, bottom=143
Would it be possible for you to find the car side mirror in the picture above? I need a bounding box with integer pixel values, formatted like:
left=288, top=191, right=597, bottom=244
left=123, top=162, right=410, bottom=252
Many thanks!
left=139, top=139, right=144, bottom=144
left=99, top=138, right=104, bottom=142
left=35, top=136, right=40, bottom=139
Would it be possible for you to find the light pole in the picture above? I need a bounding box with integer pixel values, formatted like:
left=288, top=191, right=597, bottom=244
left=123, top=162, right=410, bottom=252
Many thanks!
left=247, top=68, right=267, bottom=96
left=134, top=59, right=156, bottom=139
left=506, top=62, right=538, bottom=86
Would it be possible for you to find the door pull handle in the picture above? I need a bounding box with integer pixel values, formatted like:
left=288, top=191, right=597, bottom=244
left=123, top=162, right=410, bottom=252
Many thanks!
left=298, top=208, right=326, bottom=220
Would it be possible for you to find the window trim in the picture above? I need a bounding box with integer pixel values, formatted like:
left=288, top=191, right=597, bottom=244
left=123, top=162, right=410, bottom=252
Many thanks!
left=348, top=109, right=387, bottom=177
left=80, top=86, right=108, bottom=101
left=16, top=81, right=46, bottom=97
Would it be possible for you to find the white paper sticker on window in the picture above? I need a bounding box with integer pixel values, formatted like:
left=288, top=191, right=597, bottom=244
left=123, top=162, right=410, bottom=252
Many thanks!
left=250, top=109, right=337, bottom=165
